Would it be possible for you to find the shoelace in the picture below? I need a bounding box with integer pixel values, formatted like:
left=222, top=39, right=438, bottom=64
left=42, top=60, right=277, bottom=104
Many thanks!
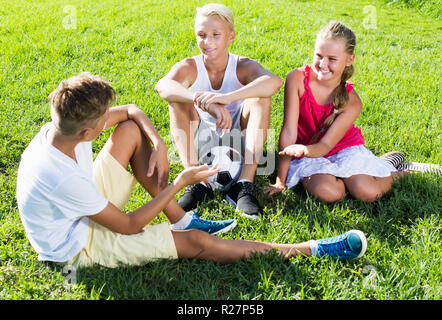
left=193, top=215, right=222, bottom=226
left=318, top=235, right=351, bottom=257
left=238, top=182, right=256, bottom=198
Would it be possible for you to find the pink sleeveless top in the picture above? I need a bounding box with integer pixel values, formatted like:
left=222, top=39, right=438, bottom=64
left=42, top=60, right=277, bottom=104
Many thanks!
left=296, top=65, right=365, bottom=158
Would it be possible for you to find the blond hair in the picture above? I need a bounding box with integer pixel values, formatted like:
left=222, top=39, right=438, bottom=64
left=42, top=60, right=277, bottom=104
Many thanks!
left=49, top=72, right=116, bottom=135
left=310, top=21, right=356, bottom=144
left=195, top=3, right=235, bottom=31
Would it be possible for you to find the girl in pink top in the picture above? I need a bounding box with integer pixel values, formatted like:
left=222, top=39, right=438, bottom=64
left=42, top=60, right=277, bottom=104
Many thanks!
left=265, top=21, right=404, bottom=203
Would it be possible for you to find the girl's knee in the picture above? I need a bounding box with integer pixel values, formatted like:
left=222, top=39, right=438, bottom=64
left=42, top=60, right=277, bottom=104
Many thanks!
left=346, top=179, right=383, bottom=202
left=352, top=188, right=382, bottom=202
left=312, top=182, right=346, bottom=203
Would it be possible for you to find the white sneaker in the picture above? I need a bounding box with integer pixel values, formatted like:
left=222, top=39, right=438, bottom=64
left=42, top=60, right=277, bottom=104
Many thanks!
left=397, top=161, right=441, bottom=175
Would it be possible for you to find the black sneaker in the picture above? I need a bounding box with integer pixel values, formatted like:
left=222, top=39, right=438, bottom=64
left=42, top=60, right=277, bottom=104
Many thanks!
left=178, top=183, right=214, bottom=212
left=225, top=181, right=261, bottom=220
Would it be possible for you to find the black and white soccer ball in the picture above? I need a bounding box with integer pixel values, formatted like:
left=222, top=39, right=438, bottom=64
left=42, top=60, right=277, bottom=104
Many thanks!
left=199, top=146, right=242, bottom=191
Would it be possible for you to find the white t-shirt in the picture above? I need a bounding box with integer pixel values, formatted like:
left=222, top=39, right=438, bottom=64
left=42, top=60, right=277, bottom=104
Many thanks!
left=16, top=122, right=108, bottom=262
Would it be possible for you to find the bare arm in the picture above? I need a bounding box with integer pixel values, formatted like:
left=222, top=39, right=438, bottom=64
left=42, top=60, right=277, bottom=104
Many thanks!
left=275, top=70, right=303, bottom=186
left=195, top=58, right=283, bottom=108
left=154, top=58, right=197, bottom=104
left=264, top=69, right=303, bottom=196
left=105, top=104, right=165, bottom=148
left=105, top=104, right=169, bottom=187
left=280, top=89, right=363, bottom=158
left=89, top=164, right=219, bottom=235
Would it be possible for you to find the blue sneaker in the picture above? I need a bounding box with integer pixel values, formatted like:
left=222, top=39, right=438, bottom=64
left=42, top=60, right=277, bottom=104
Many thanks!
left=312, top=230, right=367, bottom=261
left=185, top=213, right=237, bottom=235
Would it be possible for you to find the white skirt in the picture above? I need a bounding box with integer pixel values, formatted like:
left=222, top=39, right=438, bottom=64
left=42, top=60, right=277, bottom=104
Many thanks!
left=286, top=145, right=397, bottom=189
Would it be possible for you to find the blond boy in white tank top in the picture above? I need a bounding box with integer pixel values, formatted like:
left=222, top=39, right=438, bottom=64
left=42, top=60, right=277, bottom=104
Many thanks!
left=155, top=3, right=282, bottom=219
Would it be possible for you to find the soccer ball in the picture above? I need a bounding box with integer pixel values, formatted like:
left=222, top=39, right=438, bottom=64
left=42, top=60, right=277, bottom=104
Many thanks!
left=199, top=146, right=242, bottom=190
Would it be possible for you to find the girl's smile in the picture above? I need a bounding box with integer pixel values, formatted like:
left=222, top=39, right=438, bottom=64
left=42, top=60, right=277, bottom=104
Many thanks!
left=313, top=38, right=354, bottom=83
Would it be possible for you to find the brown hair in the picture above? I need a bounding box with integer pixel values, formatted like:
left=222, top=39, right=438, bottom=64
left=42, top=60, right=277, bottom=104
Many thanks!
left=310, top=21, right=356, bottom=144
left=49, top=72, right=116, bottom=135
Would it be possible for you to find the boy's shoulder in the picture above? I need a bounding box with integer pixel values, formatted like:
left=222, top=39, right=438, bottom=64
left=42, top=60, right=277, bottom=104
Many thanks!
left=236, top=55, right=262, bottom=71
left=235, top=55, right=275, bottom=84
left=166, top=57, right=198, bottom=85
left=175, top=57, right=197, bottom=69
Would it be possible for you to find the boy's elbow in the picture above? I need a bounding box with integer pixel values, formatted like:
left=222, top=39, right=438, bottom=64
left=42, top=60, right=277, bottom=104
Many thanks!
left=265, top=74, right=283, bottom=96
left=123, top=218, right=144, bottom=235
left=154, top=80, right=163, bottom=96
left=154, top=79, right=170, bottom=100
left=273, top=75, right=283, bottom=90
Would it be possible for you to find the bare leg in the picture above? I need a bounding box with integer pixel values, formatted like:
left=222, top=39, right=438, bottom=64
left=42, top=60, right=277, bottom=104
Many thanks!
left=239, top=97, right=271, bottom=181
left=343, top=172, right=405, bottom=202
left=172, top=229, right=312, bottom=264
left=101, top=120, right=186, bottom=224
left=168, top=102, right=200, bottom=168
left=301, top=174, right=346, bottom=203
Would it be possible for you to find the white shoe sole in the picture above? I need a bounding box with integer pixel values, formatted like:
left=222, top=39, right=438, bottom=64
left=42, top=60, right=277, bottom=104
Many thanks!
left=397, top=161, right=441, bottom=175
left=348, top=229, right=368, bottom=259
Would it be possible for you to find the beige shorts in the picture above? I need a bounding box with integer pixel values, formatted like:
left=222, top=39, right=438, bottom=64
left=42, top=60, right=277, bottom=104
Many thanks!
left=66, top=148, right=178, bottom=268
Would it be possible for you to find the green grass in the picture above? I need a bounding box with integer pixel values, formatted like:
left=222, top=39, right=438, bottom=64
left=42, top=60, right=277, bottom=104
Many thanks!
left=0, top=0, right=441, bottom=300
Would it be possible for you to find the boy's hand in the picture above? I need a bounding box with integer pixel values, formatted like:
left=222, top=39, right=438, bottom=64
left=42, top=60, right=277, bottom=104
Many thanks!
left=193, top=92, right=232, bottom=110
left=174, top=164, right=220, bottom=189
left=194, top=92, right=233, bottom=133
left=195, top=92, right=233, bottom=108
left=279, top=144, right=308, bottom=158
left=207, top=104, right=232, bottom=133
left=147, top=142, right=170, bottom=189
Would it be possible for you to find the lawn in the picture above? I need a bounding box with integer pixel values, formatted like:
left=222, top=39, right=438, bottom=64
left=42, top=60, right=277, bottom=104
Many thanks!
left=0, top=0, right=441, bottom=300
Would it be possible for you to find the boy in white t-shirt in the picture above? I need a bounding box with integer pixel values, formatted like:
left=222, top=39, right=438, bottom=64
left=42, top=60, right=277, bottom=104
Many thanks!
left=155, top=3, right=283, bottom=220
left=16, top=72, right=368, bottom=268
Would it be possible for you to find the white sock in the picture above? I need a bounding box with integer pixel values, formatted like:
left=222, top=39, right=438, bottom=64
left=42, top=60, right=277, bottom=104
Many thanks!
left=309, top=240, right=318, bottom=257
left=170, top=213, right=193, bottom=230
left=237, top=179, right=252, bottom=184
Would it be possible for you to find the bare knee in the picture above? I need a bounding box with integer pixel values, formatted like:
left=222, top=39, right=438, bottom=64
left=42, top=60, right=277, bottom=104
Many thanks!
left=308, top=181, right=346, bottom=203
left=345, top=178, right=383, bottom=202
left=184, top=229, right=212, bottom=252
left=244, top=97, right=271, bottom=113
left=350, top=185, right=382, bottom=202
left=169, top=102, right=198, bottom=118
left=114, top=119, right=141, bottom=140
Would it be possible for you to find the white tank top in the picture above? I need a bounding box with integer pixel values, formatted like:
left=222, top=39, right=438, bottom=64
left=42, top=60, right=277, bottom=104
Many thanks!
left=189, top=53, right=244, bottom=129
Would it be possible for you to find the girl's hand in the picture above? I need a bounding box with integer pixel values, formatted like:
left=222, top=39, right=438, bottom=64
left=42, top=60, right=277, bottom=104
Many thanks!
left=174, top=164, right=220, bottom=189
left=263, top=183, right=287, bottom=197
left=279, top=144, right=308, bottom=158
left=147, top=142, right=170, bottom=189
